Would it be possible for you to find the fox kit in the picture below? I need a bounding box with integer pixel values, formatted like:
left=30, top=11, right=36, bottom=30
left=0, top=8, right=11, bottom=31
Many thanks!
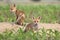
left=10, top=4, right=25, bottom=26
left=24, top=16, right=41, bottom=32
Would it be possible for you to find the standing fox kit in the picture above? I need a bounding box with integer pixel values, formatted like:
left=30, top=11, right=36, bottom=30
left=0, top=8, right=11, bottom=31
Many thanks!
left=10, top=4, right=25, bottom=26
left=24, top=16, right=41, bottom=32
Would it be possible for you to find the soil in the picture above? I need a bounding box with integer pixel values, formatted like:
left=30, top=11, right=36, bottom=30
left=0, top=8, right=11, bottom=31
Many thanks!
left=0, top=22, right=60, bottom=33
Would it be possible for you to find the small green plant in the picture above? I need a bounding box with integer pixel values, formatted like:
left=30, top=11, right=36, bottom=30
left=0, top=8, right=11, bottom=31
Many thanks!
left=0, top=28, right=60, bottom=40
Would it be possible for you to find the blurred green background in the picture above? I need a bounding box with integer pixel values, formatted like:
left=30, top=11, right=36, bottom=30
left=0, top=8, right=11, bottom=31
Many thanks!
left=0, top=5, right=60, bottom=23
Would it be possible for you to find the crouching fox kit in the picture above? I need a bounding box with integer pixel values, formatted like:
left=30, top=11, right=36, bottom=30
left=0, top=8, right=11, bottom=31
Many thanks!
left=24, top=16, right=41, bottom=32
left=10, top=4, right=25, bottom=26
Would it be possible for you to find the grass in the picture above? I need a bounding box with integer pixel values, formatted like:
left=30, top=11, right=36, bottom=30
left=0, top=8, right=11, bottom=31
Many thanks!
left=0, top=28, right=60, bottom=40
left=0, top=4, right=60, bottom=40
left=0, top=5, right=60, bottom=23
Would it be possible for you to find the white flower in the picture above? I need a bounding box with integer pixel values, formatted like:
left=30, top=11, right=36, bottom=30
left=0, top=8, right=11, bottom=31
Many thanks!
left=46, top=30, right=50, bottom=34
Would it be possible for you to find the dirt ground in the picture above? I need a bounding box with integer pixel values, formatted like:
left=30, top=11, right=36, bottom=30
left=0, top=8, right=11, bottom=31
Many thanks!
left=0, top=22, right=60, bottom=33
left=0, top=22, right=23, bottom=33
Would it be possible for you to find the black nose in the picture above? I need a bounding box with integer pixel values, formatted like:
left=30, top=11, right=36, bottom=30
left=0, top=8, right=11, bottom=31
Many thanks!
left=35, top=23, right=38, bottom=26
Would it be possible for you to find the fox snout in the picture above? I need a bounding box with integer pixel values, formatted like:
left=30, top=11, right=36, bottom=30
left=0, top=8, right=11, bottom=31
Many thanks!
left=34, top=23, right=38, bottom=26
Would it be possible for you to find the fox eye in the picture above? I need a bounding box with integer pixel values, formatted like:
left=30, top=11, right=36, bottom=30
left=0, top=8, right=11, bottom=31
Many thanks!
left=11, top=8, right=13, bottom=10
left=34, top=21, right=38, bottom=22
left=37, top=21, right=38, bottom=22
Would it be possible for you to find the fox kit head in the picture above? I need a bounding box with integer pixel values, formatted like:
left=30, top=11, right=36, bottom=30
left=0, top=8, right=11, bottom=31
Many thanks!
left=10, top=4, right=16, bottom=12
left=32, top=16, right=41, bottom=25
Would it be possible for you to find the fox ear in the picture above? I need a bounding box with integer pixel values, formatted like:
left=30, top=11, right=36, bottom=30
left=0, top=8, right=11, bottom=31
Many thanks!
left=13, top=4, right=16, bottom=7
left=32, top=16, right=35, bottom=19
left=38, top=16, right=41, bottom=19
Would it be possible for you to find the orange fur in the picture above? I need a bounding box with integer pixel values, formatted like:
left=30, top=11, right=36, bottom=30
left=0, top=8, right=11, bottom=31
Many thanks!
left=10, top=4, right=25, bottom=26
left=24, top=16, right=41, bottom=32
